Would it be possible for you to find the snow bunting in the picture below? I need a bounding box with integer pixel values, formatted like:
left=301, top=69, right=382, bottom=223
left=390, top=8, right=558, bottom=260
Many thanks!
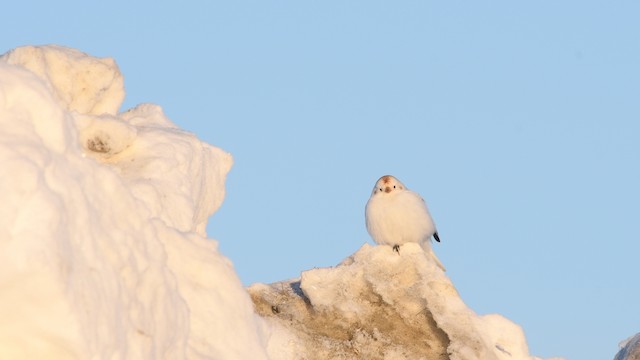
left=365, top=175, right=445, bottom=270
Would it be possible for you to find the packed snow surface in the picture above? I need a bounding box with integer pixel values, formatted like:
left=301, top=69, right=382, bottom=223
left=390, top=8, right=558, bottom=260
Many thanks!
left=1, top=45, right=562, bottom=360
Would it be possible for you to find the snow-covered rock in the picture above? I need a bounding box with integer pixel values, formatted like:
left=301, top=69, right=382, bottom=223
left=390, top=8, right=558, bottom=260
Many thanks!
left=250, top=243, right=555, bottom=360
left=615, top=333, right=640, bottom=360
left=0, top=45, right=268, bottom=359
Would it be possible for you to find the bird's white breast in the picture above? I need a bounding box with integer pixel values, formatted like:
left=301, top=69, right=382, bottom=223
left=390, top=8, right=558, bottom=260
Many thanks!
left=365, top=190, right=436, bottom=246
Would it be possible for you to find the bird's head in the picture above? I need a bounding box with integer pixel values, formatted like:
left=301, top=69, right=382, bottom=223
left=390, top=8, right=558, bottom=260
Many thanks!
left=371, top=175, right=406, bottom=196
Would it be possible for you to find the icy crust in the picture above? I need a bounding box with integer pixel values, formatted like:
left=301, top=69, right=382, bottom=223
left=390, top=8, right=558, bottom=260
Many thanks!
left=250, top=243, right=549, bottom=360
left=615, top=333, right=640, bottom=360
left=0, top=46, right=267, bottom=359
left=1, top=45, right=124, bottom=116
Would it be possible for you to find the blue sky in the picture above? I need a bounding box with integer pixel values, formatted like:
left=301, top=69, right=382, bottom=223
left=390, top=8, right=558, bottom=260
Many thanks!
left=4, top=2, right=639, bottom=359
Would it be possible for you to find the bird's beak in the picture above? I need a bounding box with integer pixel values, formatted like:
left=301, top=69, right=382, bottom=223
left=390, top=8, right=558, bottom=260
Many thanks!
left=384, top=186, right=391, bottom=193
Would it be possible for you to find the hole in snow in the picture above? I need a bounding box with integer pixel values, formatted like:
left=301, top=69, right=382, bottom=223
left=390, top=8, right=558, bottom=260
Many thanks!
left=86, top=136, right=111, bottom=153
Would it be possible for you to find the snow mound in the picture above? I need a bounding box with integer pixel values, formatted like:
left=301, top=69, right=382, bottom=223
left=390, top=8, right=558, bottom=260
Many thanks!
left=0, top=45, right=269, bottom=359
left=250, top=243, right=559, bottom=360
left=615, top=333, right=640, bottom=360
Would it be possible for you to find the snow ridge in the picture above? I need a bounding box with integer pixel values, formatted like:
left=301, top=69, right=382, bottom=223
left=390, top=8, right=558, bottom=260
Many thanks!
left=251, top=243, right=552, bottom=360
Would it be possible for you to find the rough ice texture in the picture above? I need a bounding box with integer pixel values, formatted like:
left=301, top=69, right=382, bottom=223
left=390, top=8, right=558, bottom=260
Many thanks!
left=615, top=334, right=640, bottom=360
left=250, top=243, right=557, bottom=360
left=1, top=45, right=125, bottom=116
left=0, top=45, right=269, bottom=359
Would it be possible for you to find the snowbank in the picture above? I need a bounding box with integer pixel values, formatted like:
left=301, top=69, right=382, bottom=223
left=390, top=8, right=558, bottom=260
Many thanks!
left=0, top=45, right=561, bottom=360
left=250, top=243, right=558, bottom=360
left=0, top=45, right=269, bottom=359
left=615, top=333, right=640, bottom=360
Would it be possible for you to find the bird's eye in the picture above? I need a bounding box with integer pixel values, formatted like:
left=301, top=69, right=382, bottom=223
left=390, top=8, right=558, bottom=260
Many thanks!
left=379, top=188, right=383, bottom=192
left=393, top=185, right=396, bottom=189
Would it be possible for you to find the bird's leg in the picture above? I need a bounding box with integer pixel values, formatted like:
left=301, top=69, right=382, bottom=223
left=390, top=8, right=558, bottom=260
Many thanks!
left=393, top=244, right=400, bottom=254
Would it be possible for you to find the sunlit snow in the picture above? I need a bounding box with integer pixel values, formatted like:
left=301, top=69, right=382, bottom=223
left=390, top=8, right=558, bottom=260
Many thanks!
left=0, top=45, right=267, bottom=359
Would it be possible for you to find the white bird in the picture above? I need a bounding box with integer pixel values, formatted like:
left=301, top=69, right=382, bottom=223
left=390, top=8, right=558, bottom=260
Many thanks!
left=365, top=175, right=445, bottom=270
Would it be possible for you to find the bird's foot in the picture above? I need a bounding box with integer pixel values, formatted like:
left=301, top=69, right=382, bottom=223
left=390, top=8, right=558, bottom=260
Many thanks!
left=393, top=244, right=400, bottom=254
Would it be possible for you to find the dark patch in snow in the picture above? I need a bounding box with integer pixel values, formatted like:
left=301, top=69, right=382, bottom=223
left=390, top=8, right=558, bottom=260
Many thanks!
left=87, top=136, right=110, bottom=153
